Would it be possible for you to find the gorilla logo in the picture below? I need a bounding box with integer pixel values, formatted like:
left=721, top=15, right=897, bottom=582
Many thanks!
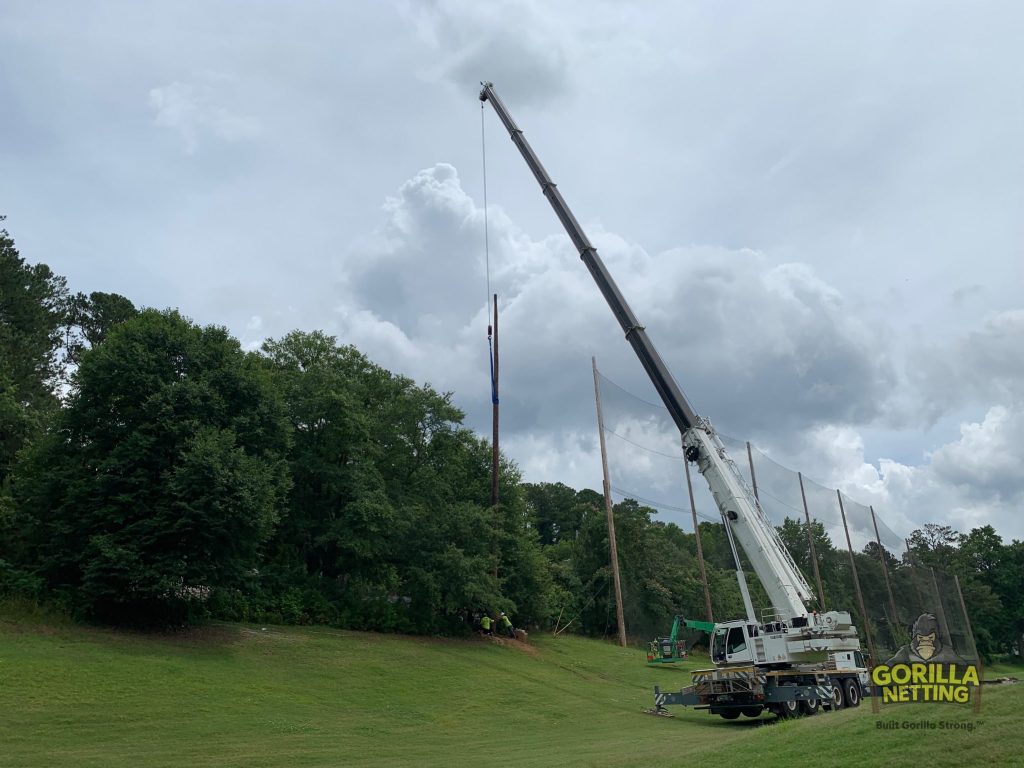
left=885, top=613, right=968, bottom=665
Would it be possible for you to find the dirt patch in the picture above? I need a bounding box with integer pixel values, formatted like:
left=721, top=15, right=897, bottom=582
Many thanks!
left=486, top=634, right=540, bottom=657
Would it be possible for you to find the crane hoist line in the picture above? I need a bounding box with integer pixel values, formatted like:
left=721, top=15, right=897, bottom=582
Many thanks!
left=479, top=81, right=871, bottom=721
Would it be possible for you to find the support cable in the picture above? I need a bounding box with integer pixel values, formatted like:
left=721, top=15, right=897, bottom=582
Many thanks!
left=481, top=103, right=492, bottom=322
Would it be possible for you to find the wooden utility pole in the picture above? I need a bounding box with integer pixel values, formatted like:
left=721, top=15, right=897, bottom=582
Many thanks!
left=798, top=472, right=827, bottom=610
left=746, top=442, right=759, bottom=502
left=929, top=567, right=954, bottom=653
left=904, top=539, right=927, bottom=611
left=953, top=574, right=984, bottom=714
left=684, top=458, right=714, bottom=623
left=592, top=357, right=627, bottom=647
left=837, top=490, right=880, bottom=713
left=869, top=505, right=900, bottom=641
left=490, top=293, right=499, bottom=508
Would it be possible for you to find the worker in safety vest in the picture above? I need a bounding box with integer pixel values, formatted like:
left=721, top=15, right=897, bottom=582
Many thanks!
left=480, top=614, right=493, bottom=636
left=499, top=612, right=515, bottom=638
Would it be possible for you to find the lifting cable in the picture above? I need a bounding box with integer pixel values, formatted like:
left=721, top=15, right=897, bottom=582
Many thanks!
left=481, top=101, right=498, bottom=407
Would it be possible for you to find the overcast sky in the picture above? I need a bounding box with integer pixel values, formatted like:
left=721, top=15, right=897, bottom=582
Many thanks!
left=3, top=1, right=1022, bottom=544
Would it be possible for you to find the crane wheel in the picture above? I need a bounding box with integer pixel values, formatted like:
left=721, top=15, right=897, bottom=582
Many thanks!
left=718, top=710, right=741, bottom=720
left=775, top=698, right=800, bottom=719
left=799, top=697, right=820, bottom=715
left=774, top=682, right=801, bottom=718
left=740, top=707, right=764, bottom=718
left=823, top=679, right=844, bottom=710
left=842, top=678, right=861, bottom=708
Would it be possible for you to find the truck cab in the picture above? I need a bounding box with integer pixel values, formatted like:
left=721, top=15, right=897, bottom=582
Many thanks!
left=711, top=622, right=758, bottom=665
left=831, top=649, right=870, bottom=690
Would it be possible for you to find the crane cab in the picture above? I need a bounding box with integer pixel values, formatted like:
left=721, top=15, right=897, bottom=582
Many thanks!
left=711, top=621, right=758, bottom=666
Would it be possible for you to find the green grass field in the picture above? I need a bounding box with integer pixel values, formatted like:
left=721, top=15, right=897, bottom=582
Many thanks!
left=2, top=606, right=1021, bottom=768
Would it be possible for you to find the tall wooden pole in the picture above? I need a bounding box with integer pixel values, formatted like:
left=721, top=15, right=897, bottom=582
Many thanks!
left=592, top=357, right=627, bottom=647
left=953, top=574, right=983, bottom=714
left=837, top=490, right=880, bottom=713
left=746, top=441, right=760, bottom=502
left=798, top=472, right=827, bottom=610
left=929, top=567, right=954, bottom=652
left=684, top=458, right=714, bottom=623
left=490, top=293, right=499, bottom=508
left=869, top=505, right=900, bottom=642
left=905, top=539, right=927, bottom=612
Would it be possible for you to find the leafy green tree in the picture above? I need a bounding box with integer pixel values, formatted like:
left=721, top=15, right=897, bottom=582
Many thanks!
left=16, top=309, right=290, bottom=624
left=64, top=291, right=137, bottom=367
left=0, top=221, right=69, bottom=409
left=995, top=541, right=1024, bottom=656
left=0, top=223, right=71, bottom=582
left=907, top=524, right=959, bottom=568
left=259, top=331, right=381, bottom=582
left=258, top=331, right=552, bottom=634
left=0, top=223, right=69, bottom=489
left=526, top=482, right=584, bottom=546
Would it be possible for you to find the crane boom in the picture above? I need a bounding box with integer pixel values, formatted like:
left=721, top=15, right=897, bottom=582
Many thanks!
left=478, top=83, right=699, bottom=436
left=479, top=81, right=813, bottom=622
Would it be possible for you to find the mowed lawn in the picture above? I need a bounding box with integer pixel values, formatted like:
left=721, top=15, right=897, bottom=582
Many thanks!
left=1, top=608, right=1022, bottom=768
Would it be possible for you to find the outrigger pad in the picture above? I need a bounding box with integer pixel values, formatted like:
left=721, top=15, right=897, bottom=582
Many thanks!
left=644, top=706, right=675, bottom=718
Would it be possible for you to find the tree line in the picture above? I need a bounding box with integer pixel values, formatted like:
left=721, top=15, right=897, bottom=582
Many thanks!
left=1, top=222, right=1020, bottom=660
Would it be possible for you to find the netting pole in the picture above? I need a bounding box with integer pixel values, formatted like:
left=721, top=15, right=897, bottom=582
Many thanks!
left=953, top=574, right=983, bottom=714
left=837, top=490, right=880, bottom=713
left=869, top=505, right=900, bottom=641
left=684, top=458, right=714, bottom=623
left=592, top=357, right=627, bottom=647
left=798, top=472, right=827, bottom=610
left=745, top=441, right=759, bottom=502
left=904, top=539, right=927, bottom=610
left=929, top=567, right=954, bottom=654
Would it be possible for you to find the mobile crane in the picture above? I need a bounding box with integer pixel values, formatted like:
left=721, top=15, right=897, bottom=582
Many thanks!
left=479, top=82, right=869, bottom=719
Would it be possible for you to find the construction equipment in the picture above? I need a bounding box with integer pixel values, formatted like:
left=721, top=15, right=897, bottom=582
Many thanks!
left=479, top=82, right=869, bottom=720
left=648, top=616, right=688, bottom=665
left=647, top=616, right=715, bottom=665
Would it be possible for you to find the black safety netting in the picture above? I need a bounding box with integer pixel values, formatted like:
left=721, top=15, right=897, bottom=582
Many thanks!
left=592, top=369, right=980, bottom=669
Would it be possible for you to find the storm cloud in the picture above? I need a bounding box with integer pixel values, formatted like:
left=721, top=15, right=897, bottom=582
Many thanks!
left=2, top=1, right=1021, bottom=542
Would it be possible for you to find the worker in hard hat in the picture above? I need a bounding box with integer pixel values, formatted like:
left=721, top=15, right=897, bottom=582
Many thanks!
left=480, top=613, right=493, bottom=636
left=499, top=611, right=515, bottom=638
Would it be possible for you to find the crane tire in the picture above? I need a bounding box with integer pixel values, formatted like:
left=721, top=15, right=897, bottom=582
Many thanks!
left=800, top=697, right=820, bottom=715
left=842, top=678, right=861, bottom=708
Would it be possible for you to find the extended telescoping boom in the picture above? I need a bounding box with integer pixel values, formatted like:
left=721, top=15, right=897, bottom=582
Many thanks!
left=480, top=82, right=868, bottom=720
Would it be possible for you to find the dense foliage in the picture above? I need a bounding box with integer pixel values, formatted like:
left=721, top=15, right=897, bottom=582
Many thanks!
left=0, top=225, right=1020, bottom=660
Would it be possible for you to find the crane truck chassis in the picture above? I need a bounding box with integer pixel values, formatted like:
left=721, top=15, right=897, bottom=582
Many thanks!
left=653, top=644, right=869, bottom=718
left=479, top=81, right=871, bottom=720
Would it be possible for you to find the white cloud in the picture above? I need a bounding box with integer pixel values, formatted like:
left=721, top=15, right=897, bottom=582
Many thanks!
left=405, top=0, right=571, bottom=106
left=341, top=163, right=894, bottom=436
left=930, top=405, right=1024, bottom=502
left=148, top=77, right=260, bottom=154
left=332, top=162, right=1024, bottom=545
left=768, top=408, right=1024, bottom=544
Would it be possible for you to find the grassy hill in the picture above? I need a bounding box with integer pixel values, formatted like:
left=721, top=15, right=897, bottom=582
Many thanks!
left=1, top=605, right=1021, bottom=768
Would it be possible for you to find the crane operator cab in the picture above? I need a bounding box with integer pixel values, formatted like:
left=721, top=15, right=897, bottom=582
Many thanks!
left=711, top=621, right=756, bottom=665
